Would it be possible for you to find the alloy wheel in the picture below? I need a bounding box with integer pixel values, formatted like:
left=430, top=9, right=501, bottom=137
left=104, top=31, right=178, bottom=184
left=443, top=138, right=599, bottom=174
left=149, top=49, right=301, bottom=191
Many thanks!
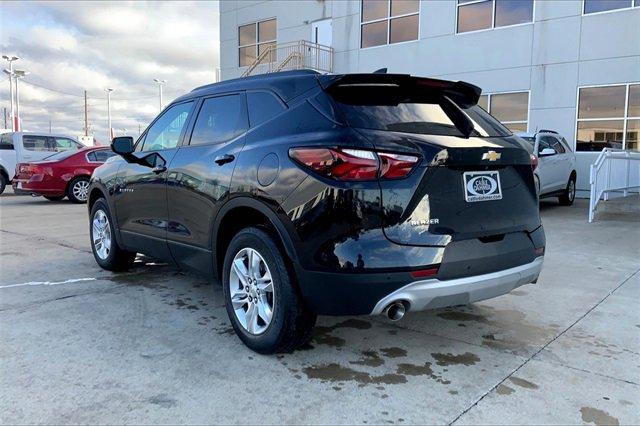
left=568, top=180, right=575, bottom=201
left=73, top=180, right=90, bottom=201
left=229, top=247, right=275, bottom=335
left=92, top=210, right=112, bottom=260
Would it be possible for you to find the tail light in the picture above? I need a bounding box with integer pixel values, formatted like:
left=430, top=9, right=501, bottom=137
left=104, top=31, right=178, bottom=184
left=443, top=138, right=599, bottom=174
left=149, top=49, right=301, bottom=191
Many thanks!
left=530, top=154, right=538, bottom=171
left=410, top=266, right=439, bottom=279
left=289, top=147, right=419, bottom=181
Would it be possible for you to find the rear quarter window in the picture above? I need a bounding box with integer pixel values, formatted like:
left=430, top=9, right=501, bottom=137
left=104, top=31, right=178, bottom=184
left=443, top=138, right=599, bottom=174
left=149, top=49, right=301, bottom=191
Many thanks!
left=0, top=133, right=13, bottom=150
left=247, top=91, right=286, bottom=127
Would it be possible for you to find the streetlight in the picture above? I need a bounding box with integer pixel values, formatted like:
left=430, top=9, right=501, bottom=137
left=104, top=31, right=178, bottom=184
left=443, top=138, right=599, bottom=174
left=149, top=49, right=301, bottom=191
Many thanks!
left=105, top=88, right=114, bottom=142
left=13, top=69, right=29, bottom=132
left=153, top=78, right=166, bottom=112
left=2, top=55, right=19, bottom=131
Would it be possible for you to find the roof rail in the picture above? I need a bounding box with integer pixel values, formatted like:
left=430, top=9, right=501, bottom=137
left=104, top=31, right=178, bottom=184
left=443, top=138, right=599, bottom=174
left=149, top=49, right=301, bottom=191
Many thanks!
left=538, top=129, right=559, bottom=134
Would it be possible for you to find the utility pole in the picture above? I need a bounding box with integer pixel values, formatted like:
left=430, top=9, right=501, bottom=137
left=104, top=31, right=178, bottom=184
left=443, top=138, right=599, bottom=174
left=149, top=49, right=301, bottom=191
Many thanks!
left=84, top=90, right=89, bottom=136
left=2, top=55, right=18, bottom=131
left=49, top=120, right=52, bottom=134
left=105, top=88, right=114, bottom=142
left=13, top=70, right=28, bottom=132
left=3, top=107, right=6, bottom=129
left=153, top=78, right=166, bottom=112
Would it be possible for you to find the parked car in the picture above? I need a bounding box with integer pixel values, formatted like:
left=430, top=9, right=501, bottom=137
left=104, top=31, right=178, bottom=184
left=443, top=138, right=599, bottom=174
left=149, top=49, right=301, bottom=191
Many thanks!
left=0, top=132, right=84, bottom=194
left=13, top=147, right=116, bottom=202
left=88, top=71, right=545, bottom=353
left=517, top=130, right=577, bottom=205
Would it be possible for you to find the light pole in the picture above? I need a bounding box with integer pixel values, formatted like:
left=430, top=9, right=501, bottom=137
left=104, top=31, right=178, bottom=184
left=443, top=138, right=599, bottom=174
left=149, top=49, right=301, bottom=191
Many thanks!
left=153, top=78, right=166, bottom=112
left=13, top=69, right=29, bottom=132
left=105, top=88, right=114, bottom=142
left=2, top=55, right=19, bottom=130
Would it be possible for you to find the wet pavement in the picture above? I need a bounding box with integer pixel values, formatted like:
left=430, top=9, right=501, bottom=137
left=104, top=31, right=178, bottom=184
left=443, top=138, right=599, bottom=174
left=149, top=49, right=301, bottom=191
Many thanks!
left=1, top=192, right=638, bottom=424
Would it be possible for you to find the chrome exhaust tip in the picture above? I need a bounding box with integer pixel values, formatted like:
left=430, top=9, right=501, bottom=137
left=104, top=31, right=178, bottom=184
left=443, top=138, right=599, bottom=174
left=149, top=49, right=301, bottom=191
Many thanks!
left=385, top=301, right=406, bottom=321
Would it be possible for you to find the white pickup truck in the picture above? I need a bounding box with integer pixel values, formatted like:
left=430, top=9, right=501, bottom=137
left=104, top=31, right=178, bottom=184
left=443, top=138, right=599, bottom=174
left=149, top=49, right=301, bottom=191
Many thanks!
left=0, top=132, right=85, bottom=194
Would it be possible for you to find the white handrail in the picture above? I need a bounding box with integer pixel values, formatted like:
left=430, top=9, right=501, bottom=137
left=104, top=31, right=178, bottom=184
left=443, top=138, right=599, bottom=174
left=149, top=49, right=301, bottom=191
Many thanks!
left=589, top=148, right=640, bottom=222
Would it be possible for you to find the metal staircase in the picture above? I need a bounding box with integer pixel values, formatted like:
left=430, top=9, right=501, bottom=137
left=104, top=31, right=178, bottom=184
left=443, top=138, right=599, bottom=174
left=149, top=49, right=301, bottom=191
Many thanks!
left=242, top=40, right=333, bottom=77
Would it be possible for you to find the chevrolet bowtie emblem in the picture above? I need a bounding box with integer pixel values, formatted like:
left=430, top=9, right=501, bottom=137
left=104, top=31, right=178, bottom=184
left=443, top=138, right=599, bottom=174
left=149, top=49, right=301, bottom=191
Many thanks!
left=482, top=151, right=501, bottom=161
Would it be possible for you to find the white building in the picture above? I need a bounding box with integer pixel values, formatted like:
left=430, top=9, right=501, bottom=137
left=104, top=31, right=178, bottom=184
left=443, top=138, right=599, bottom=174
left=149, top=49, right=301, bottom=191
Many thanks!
left=219, top=0, right=640, bottom=196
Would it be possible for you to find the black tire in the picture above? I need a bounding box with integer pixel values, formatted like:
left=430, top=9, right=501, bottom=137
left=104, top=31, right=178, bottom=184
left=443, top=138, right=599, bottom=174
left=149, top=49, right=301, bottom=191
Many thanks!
left=559, top=174, right=576, bottom=206
left=222, top=227, right=316, bottom=354
left=90, top=198, right=136, bottom=271
left=0, top=174, right=6, bottom=195
left=67, top=176, right=90, bottom=203
left=44, top=195, right=65, bottom=201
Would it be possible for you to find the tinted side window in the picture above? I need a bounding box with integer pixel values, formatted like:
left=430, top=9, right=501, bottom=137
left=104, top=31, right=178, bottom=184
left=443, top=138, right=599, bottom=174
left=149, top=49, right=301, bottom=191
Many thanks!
left=142, top=101, right=194, bottom=151
left=190, top=95, right=246, bottom=146
left=550, top=137, right=566, bottom=154
left=53, top=137, right=80, bottom=151
left=247, top=91, right=285, bottom=127
left=0, top=134, right=14, bottom=150
left=23, top=135, right=51, bottom=151
left=539, top=136, right=558, bottom=153
left=96, top=150, right=117, bottom=162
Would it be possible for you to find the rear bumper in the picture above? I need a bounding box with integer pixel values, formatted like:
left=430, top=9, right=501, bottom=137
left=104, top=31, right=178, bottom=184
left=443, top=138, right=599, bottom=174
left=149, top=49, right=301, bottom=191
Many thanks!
left=12, top=179, right=64, bottom=196
left=371, top=256, right=543, bottom=315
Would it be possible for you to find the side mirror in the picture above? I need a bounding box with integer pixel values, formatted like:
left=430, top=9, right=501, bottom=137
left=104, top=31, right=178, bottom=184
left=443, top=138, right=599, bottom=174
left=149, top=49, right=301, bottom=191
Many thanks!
left=111, top=136, right=134, bottom=155
left=539, top=148, right=556, bottom=157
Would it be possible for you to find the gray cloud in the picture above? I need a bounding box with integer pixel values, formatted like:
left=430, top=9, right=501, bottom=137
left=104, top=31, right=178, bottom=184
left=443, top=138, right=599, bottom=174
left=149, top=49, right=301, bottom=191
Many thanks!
left=0, top=1, right=219, bottom=143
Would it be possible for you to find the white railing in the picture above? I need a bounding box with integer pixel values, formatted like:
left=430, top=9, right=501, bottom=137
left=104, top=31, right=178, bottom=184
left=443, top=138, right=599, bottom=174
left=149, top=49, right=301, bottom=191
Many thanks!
left=241, top=40, right=333, bottom=77
left=589, top=148, right=640, bottom=222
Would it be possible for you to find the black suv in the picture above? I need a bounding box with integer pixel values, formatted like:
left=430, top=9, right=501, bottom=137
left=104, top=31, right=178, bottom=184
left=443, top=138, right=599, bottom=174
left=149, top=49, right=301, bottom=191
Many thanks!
left=88, top=70, right=545, bottom=353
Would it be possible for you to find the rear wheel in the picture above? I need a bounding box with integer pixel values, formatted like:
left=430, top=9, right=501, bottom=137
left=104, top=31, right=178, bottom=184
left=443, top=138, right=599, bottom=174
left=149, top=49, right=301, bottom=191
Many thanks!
left=44, top=195, right=65, bottom=201
left=559, top=175, right=576, bottom=206
left=67, top=176, right=90, bottom=203
left=90, top=198, right=136, bottom=271
left=0, top=174, right=6, bottom=195
left=222, top=227, right=316, bottom=354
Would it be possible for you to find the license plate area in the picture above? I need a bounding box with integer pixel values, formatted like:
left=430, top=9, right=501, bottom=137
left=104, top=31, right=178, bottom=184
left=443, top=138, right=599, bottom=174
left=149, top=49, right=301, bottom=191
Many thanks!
left=463, top=171, right=502, bottom=202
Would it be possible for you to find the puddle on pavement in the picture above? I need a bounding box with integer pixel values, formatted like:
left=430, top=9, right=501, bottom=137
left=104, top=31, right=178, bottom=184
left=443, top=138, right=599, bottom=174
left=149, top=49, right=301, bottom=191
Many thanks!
left=580, top=406, right=620, bottom=426
left=312, top=318, right=372, bottom=348
left=380, top=347, right=407, bottom=358
left=431, top=352, right=480, bottom=366
left=349, top=350, right=385, bottom=367
left=496, top=384, right=515, bottom=395
left=508, top=376, right=539, bottom=389
left=436, top=305, right=557, bottom=355
left=302, top=363, right=407, bottom=386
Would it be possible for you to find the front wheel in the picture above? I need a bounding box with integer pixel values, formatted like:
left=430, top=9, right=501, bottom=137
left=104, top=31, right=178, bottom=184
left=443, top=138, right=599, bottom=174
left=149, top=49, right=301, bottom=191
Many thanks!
left=90, top=198, right=136, bottom=271
left=0, top=174, right=6, bottom=195
left=67, top=176, right=90, bottom=203
left=559, top=175, right=576, bottom=206
left=222, top=227, right=316, bottom=354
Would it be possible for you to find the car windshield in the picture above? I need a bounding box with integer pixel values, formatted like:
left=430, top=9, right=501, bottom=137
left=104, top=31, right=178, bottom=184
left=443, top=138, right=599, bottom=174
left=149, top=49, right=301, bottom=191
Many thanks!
left=43, top=150, right=79, bottom=161
left=328, top=84, right=512, bottom=138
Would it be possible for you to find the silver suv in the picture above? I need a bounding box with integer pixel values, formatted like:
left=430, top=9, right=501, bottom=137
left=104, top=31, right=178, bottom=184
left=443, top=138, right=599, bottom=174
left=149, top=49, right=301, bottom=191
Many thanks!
left=518, top=130, right=577, bottom=205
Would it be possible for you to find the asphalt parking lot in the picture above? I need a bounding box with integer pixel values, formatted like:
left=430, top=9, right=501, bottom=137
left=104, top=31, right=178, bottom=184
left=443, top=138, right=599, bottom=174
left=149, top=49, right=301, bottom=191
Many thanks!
left=0, top=191, right=638, bottom=425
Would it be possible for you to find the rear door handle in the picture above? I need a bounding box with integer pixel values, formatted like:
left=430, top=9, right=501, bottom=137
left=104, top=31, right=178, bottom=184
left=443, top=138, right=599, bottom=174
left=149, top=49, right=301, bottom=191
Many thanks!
left=214, top=154, right=235, bottom=166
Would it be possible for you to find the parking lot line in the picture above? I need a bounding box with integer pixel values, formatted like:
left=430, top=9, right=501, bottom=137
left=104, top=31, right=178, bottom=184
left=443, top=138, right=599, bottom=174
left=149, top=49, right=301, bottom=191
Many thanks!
left=0, top=277, right=96, bottom=289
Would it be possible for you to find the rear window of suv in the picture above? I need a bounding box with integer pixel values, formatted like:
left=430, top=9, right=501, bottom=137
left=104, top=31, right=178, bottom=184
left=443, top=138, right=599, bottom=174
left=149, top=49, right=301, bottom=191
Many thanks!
left=329, top=84, right=511, bottom=138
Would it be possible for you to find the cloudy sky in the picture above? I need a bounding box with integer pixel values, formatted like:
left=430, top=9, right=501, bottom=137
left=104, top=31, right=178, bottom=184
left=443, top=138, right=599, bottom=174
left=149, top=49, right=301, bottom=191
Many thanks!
left=0, top=1, right=219, bottom=143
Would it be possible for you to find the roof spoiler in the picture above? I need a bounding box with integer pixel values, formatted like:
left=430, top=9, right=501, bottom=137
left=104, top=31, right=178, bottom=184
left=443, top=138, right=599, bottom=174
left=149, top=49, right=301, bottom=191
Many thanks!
left=318, top=73, right=482, bottom=108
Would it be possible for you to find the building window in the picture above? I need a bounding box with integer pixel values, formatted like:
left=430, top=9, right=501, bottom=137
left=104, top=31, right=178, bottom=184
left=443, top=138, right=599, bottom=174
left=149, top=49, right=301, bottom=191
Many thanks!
left=457, top=0, right=533, bottom=33
left=479, top=92, right=529, bottom=132
left=576, top=84, right=639, bottom=151
left=361, top=0, right=419, bottom=48
left=583, top=0, right=639, bottom=14
left=238, top=19, right=276, bottom=67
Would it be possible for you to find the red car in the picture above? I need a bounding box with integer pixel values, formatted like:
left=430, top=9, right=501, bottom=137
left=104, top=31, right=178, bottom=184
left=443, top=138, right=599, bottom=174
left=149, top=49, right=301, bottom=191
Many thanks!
left=12, top=147, right=116, bottom=203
